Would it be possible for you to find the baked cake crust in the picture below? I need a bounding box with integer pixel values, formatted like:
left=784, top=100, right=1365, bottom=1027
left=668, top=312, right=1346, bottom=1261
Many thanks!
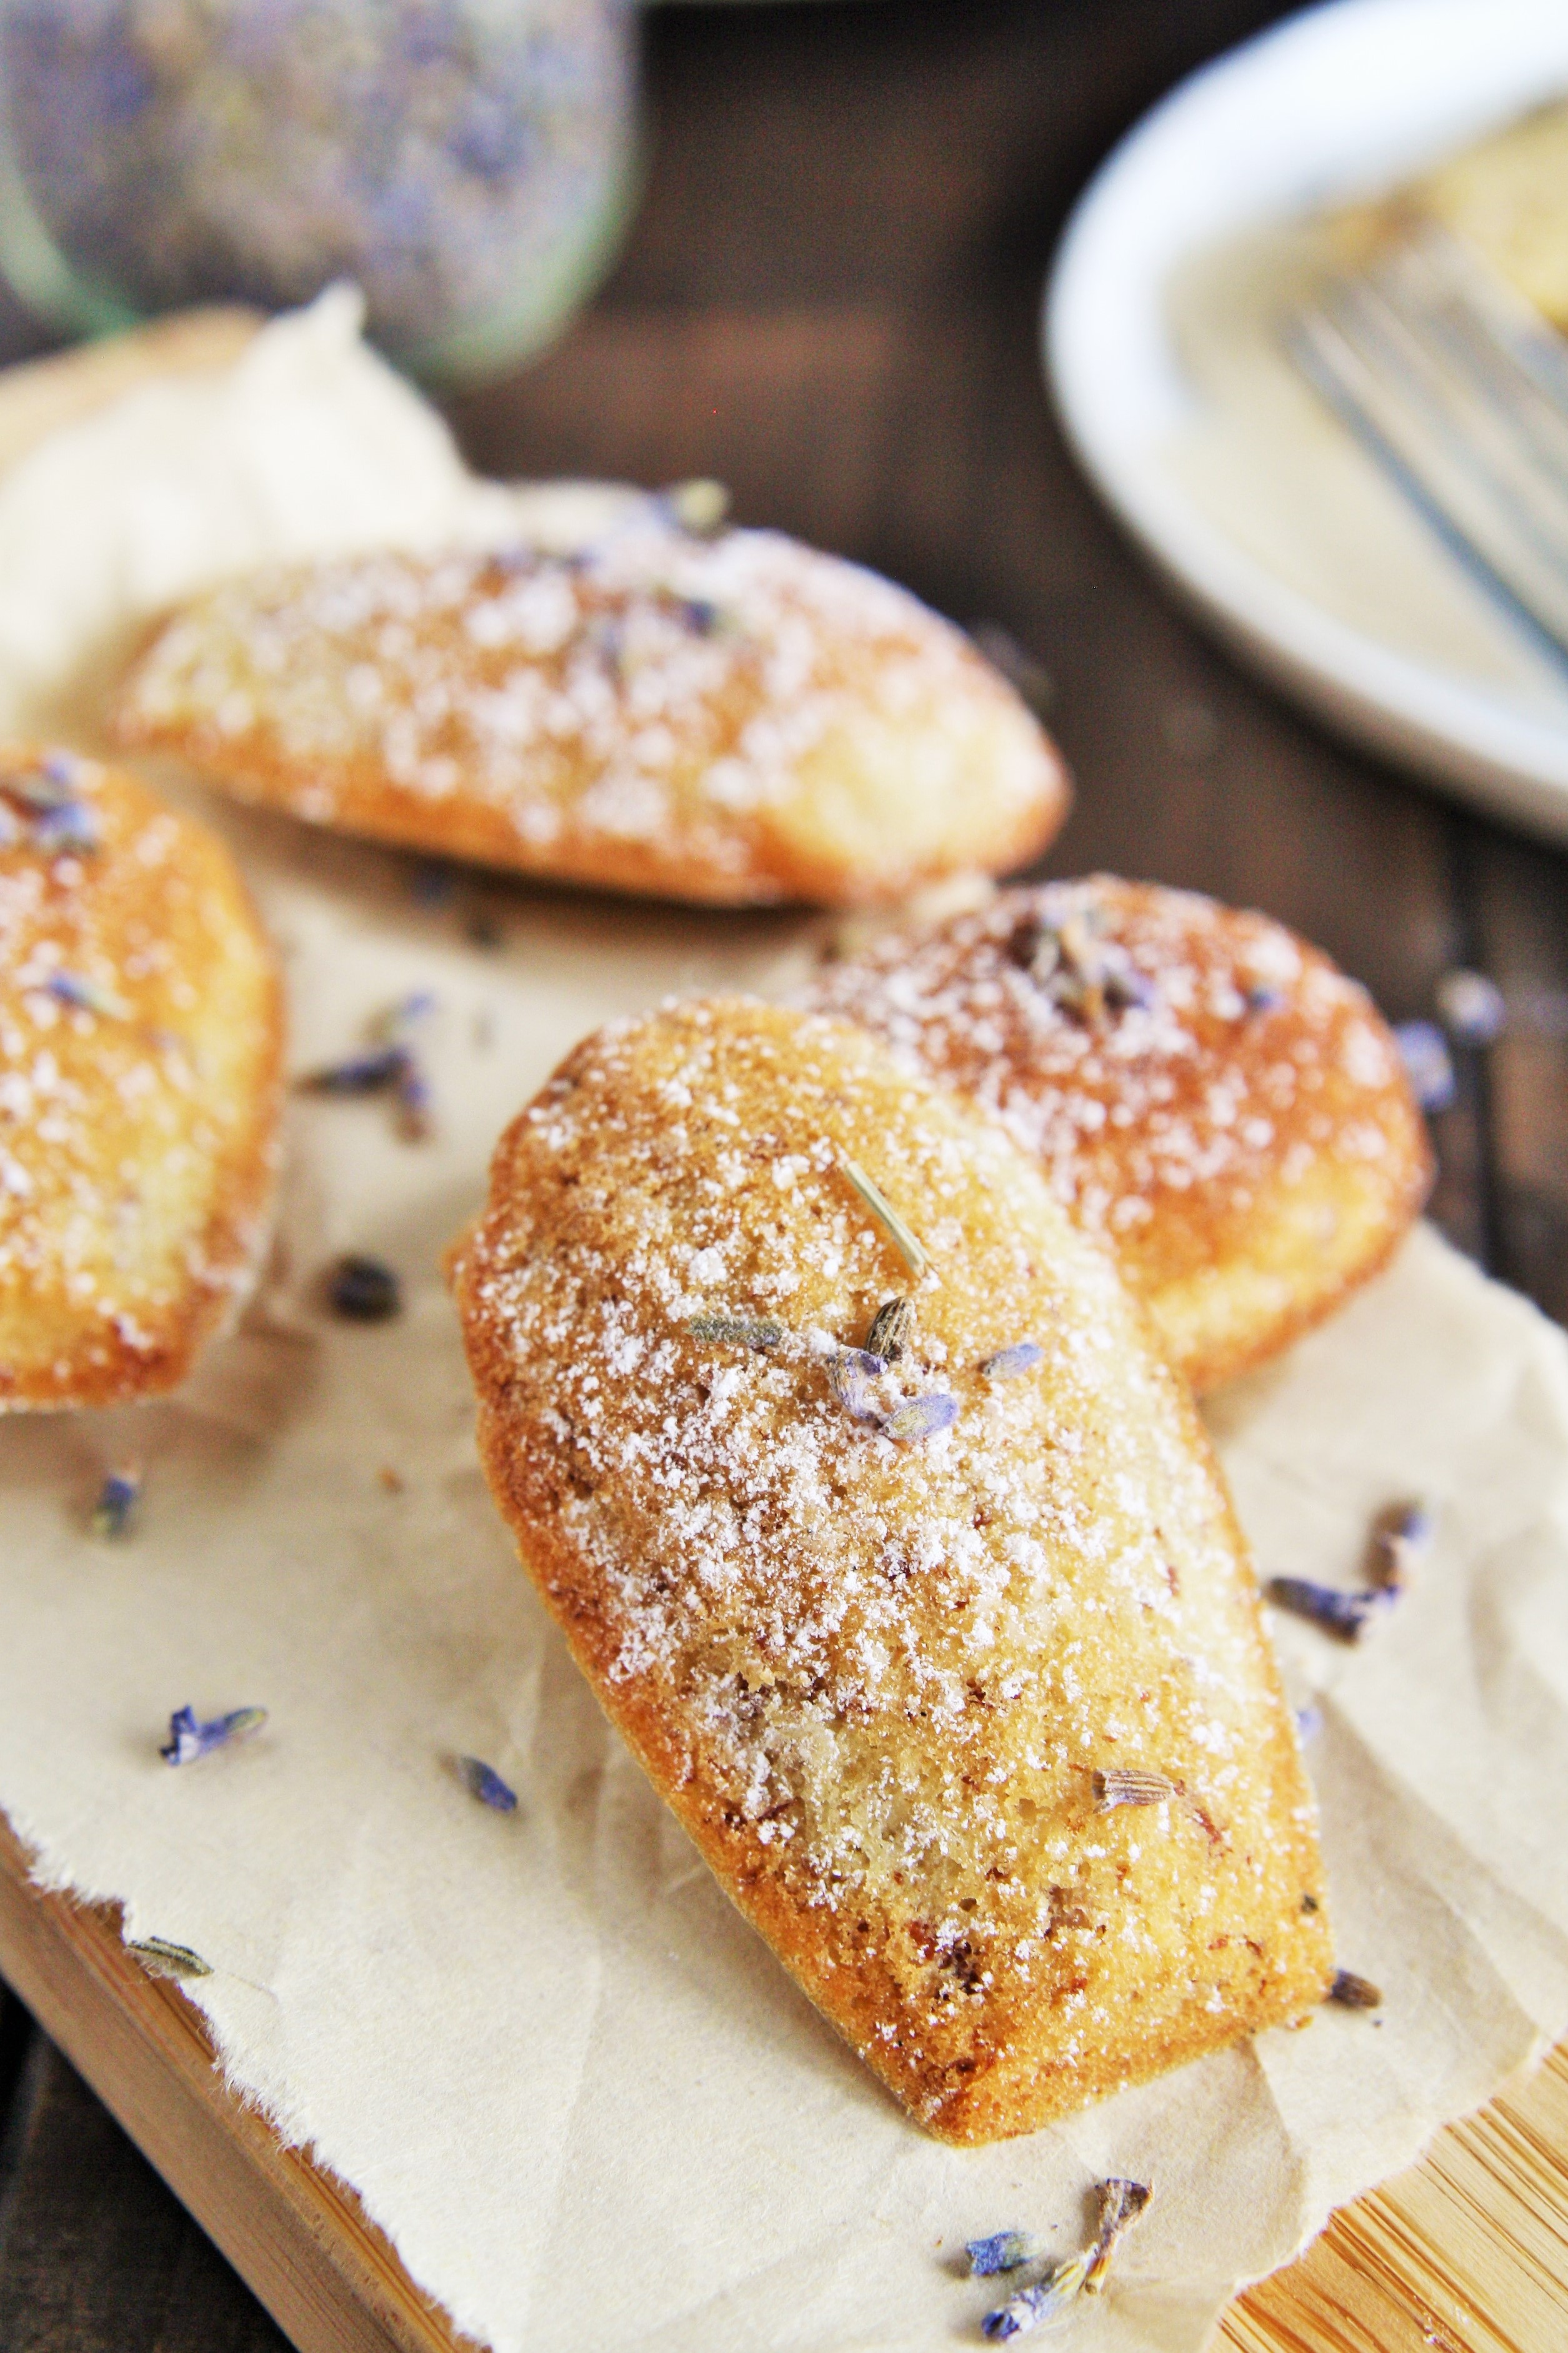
left=450, top=998, right=1334, bottom=2144
left=806, top=878, right=1431, bottom=1392
left=0, top=746, right=282, bottom=1410
left=113, top=523, right=1069, bottom=909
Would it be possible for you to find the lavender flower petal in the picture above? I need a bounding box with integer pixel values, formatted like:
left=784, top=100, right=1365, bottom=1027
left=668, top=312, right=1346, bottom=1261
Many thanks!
left=161, top=1705, right=267, bottom=1765
left=827, top=1349, right=884, bottom=1421
left=458, top=1755, right=518, bottom=1813
left=884, top=1391, right=958, bottom=1443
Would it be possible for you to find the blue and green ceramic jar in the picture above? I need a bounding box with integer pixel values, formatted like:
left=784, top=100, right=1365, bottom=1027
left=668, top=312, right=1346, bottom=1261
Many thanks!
left=0, top=0, right=639, bottom=381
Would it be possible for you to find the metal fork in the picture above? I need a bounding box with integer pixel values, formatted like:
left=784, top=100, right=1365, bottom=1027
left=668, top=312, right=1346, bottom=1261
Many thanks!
left=1287, top=221, right=1568, bottom=670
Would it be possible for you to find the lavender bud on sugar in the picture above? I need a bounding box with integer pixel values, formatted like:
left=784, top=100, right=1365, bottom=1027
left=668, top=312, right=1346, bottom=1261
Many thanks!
left=1245, top=984, right=1287, bottom=1015
left=48, top=971, right=130, bottom=1020
left=161, top=1705, right=267, bottom=1766
left=91, top=1462, right=142, bottom=1541
left=883, top=1391, right=958, bottom=1444
left=827, top=1349, right=885, bottom=1422
left=457, top=1755, right=517, bottom=1814
left=981, top=1341, right=1043, bottom=1380
left=1394, top=1020, right=1456, bottom=1113
left=966, top=2231, right=1041, bottom=2278
left=327, top=1254, right=401, bottom=1322
left=32, top=801, right=99, bottom=851
left=687, top=1313, right=784, bottom=1349
left=1093, top=1766, right=1177, bottom=1812
left=864, top=1297, right=914, bottom=1362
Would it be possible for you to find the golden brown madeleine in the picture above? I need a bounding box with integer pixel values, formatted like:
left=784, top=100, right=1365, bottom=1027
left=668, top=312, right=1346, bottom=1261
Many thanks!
left=112, top=521, right=1068, bottom=908
left=0, top=747, right=281, bottom=1410
left=450, top=998, right=1332, bottom=2145
left=806, top=878, right=1431, bottom=1393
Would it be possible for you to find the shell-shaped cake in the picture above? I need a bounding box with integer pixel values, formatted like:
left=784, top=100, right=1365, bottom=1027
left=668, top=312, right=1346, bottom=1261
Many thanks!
left=112, top=521, right=1069, bottom=909
left=806, top=878, right=1431, bottom=1392
left=0, top=748, right=281, bottom=1410
left=449, top=998, right=1332, bottom=2144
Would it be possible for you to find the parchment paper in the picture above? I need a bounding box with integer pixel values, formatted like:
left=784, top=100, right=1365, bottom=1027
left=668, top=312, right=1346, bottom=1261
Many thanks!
left=1, top=295, right=1566, bottom=2353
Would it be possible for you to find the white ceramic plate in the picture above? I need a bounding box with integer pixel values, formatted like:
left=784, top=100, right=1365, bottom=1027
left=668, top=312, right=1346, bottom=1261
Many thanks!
left=1045, top=0, right=1568, bottom=841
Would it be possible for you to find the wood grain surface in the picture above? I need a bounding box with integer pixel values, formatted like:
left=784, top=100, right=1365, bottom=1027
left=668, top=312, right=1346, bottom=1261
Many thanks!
left=2, top=3, right=1566, bottom=2349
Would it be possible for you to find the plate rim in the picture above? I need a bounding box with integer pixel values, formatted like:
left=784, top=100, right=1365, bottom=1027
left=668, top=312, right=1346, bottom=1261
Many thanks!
left=1043, top=0, right=1568, bottom=841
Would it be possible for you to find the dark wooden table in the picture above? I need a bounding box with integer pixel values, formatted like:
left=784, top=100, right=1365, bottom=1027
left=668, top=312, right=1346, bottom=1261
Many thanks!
left=3, top=3, right=1566, bottom=2347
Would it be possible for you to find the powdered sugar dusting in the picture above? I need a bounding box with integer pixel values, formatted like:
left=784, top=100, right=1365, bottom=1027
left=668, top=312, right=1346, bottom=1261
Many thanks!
left=455, top=998, right=1330, bottom=2133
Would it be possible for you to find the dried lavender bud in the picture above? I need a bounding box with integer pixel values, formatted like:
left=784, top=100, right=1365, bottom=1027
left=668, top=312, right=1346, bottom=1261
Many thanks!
left=982, top=2256, right=1091, bottom=2341
left=457, top=1756, right=517, bottom=1814
left=1094, top=1766, right=1177, bottom=1811
left=840, top=1158, right=929, bottom=1278
left=1435, top=968, right=1506, bottom=1046
left=128, top=1937, right=212, bottom=1980
left=47, top=971, right=130, bottom=1020
left=1328, top=1969, right=1382, bottom=2010
left=883, top=1392, right=958, bottom=1444
left=3, top=767, right=76, bottom=811
left=395, top=1059, right=434, bottom=1142
left=1084, top=2179, right=1152, bottom=2288
left=161, top=1705, right=267, bottom=1765
left=299, top=1044, right=410, bottom=1096
left=679, top=597, right=723, bottom=636
left=91, top=1463, right=142, bottom=1541
left=659, top=478, right=730, bottom=536
left=981, top=1341, right=1044, bottom=1380
left=688, top=1313, right=785, bottom=1348
left=1394, top=1020, right=1456, bottom=1112
left=32, top=800, right=100, bottom=851
left=865, top=1297, right=914, bottom=1361
left=968, top=621, right=1055, bottom=716
left=1267, top=1577, right=1394, bottom=1640
left=1294, top=1703, right=1324, bottom=1743
left=1244, top=983, right=1287, bottom=1015
left=1368, top=1500, right=1434, bottom=1593
left=1301, top=1892, right=1321, bottom=1913
left=327, top=1255, right=401, bottom=1322
left=981, top=2177, right=1150, bottom=2339
left=966, top=2231, right=1041, bottom=2278
left=826, top=1349, right=886, bottom=1422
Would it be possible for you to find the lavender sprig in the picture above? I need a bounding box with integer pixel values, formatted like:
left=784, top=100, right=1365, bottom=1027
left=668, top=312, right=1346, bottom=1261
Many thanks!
left=981, top=2179, right=1151, bottom=2340
left=457, top=1755, right=518, bottom=1813
left=840, top=1158, right=929, bottom=1278
left=161, top=1705, right=267, bottom=1766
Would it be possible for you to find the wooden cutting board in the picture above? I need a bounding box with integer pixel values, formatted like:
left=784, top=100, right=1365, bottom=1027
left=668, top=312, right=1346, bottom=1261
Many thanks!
left=2, top=1808, right=1564, bottom=2353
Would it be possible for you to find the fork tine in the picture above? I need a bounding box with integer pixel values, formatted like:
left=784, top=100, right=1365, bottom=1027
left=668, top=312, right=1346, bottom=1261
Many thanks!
left=1288, top=237, right=1568, bottom=671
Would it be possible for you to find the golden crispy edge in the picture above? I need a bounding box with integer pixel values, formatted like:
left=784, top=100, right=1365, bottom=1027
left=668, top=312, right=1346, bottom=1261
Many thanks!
left=0, top=767, right=284, bottom=1413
